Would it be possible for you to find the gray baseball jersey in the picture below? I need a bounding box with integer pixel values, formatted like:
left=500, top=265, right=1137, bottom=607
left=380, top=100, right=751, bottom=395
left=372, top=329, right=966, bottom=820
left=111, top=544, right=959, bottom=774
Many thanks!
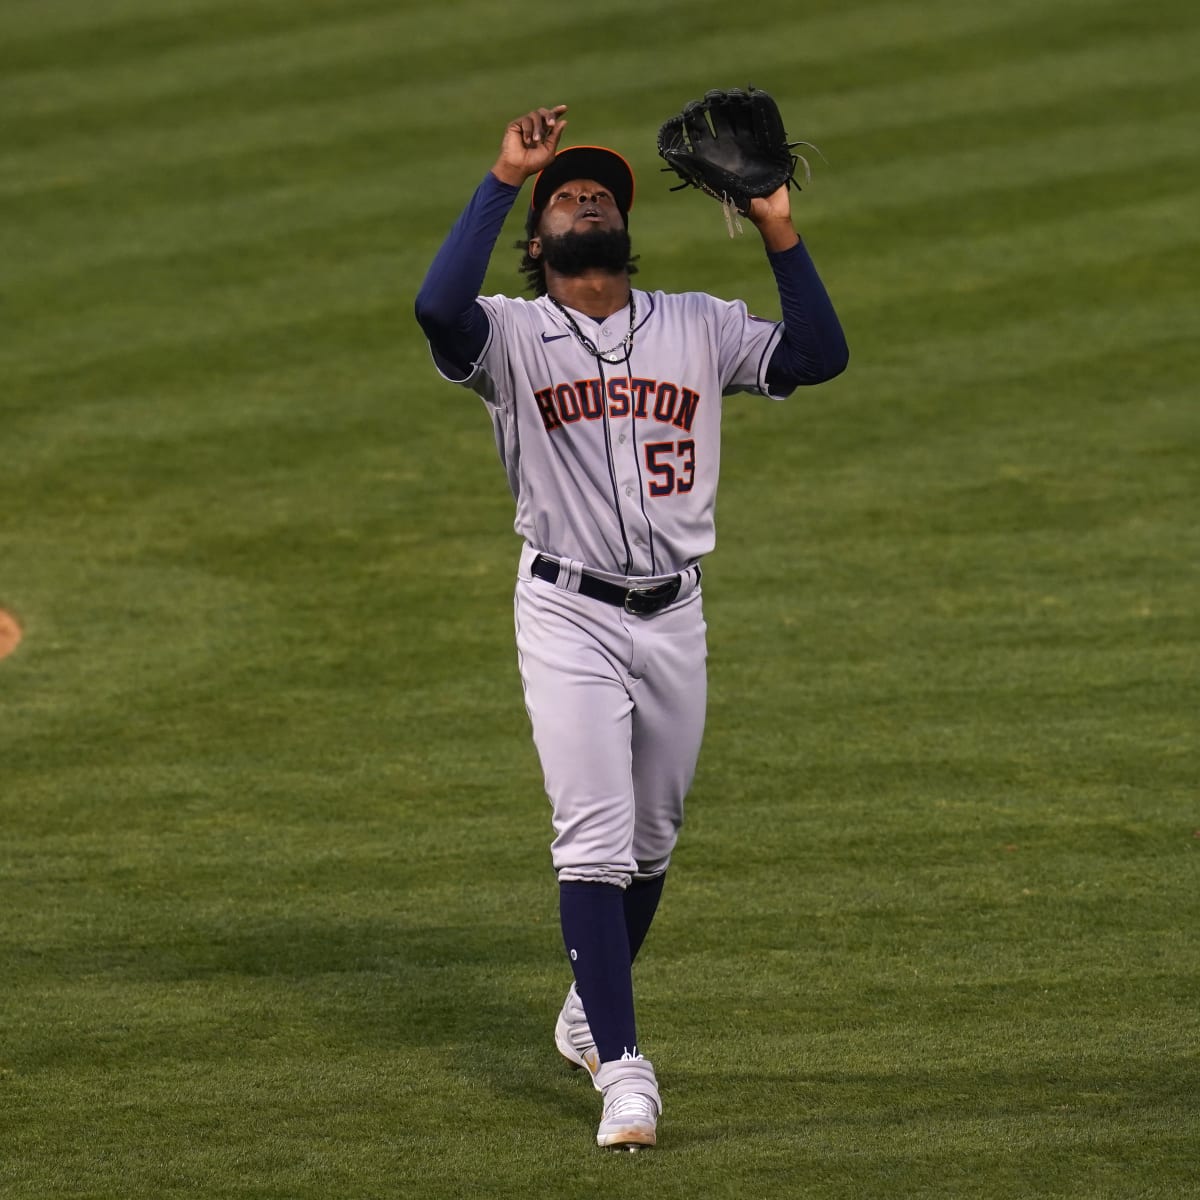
left=437, top=288, right=785, bottom=579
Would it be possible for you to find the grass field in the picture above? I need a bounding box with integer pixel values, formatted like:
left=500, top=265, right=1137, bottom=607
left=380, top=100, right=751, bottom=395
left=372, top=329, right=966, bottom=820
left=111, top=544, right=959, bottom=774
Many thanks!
left=2, top=0, right=1198, bottom=1196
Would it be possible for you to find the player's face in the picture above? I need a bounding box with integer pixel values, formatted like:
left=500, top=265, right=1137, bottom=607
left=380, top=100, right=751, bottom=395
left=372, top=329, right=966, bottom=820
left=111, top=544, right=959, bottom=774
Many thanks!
left=535, top=179, right=624, bottom=239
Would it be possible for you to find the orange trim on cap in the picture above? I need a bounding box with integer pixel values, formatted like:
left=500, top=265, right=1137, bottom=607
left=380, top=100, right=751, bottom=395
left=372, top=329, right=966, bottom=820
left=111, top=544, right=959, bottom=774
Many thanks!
left=531, top=144, right=635, bottom=214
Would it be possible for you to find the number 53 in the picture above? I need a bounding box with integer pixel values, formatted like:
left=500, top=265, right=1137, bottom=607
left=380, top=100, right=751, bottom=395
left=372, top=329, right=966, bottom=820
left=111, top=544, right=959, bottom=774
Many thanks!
left=644, top=439, right=696, bottom=497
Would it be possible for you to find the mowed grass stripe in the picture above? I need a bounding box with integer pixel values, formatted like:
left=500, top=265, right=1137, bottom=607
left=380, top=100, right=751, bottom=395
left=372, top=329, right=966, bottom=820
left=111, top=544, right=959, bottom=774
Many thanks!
left=857, top=299, right=1196, bottom=394
left=4, top=53, right=1195, bottom=274
left=0, top=0, right=1118, bottom=140
left=3, top=142, right=1190, bottom=316
left=7, top=131, right=1196, bottom=380
left=803, top=25, right=1200, bottom=136
left=0, top=0, right=1111, bottom=103
left=833, top=192, right=1196, bottom=301
left=7, top=364, right=1190, bottom=715
left=0, top=0, right=681, bottom=129
left=0, top=0, right=833, bottom=129
left=6, top=283, right=1195, bottom=506
left=8, top=204, right=438, bottom=315
left=0, top=0, right=406, bottom=71
left=3, top=243, right=415, bottom=371
left=4, top=251, right=1192, bottom=434
left=7, top=37, right=1200, bottom=218
left=4, top=35, right=1193, bottom=277
left=3, top=294, right=408, bottom=405
left=784, top=351, right=1200, bottom=522
left=4, top=98, right=1195, bottom=320
left=818, top=72, right=1200, bottom=173
left=2, top=0, right=1179, bottom=192
left=851, top=241, right=1200, bottom=344
left=804, top=109, right=1197, bottom=225
left=791, top=330, right=1198, bottom=467
left=8, top=184, right=1198, bottom=385
left=0, top=0, right=287, bottom=41
left=0, top=169, right=453, bottom=284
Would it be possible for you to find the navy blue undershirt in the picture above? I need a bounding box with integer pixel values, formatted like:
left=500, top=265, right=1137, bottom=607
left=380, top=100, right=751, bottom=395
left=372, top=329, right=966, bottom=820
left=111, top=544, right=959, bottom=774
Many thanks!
left=414, top=171, right=848, bottom=392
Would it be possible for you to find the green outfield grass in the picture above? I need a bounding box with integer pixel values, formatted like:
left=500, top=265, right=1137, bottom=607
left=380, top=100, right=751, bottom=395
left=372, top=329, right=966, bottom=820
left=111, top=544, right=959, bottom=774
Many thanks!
left=2, top=0, right=1197, bottom=1196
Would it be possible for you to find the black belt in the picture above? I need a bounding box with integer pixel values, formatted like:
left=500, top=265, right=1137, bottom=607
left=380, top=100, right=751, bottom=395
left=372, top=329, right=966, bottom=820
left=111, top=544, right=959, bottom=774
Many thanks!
left=531, top=554, right=694, bottom=616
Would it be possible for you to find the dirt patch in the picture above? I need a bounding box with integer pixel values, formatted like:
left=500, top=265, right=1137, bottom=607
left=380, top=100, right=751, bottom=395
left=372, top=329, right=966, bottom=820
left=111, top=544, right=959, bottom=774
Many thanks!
left=0, top=609, right=23, bottom=660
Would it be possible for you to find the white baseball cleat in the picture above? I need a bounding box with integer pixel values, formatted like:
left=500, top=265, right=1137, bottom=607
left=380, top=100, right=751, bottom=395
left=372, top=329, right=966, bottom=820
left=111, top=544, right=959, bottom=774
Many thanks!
left=594, top=1053, right=661, bottom=1151
left=554, top=983, right=600, bottom=1076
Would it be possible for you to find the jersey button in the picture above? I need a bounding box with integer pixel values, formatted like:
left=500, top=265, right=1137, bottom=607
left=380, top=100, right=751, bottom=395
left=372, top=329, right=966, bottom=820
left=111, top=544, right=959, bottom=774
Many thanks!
left=618, top=433, right=627, bottom=444
left=625, top=486, right=634, bottom=497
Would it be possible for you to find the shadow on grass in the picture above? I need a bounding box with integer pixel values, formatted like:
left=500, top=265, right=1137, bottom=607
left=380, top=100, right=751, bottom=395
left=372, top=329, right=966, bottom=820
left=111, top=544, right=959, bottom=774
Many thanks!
left=8, top=911, right=577, bottom=1067
left=661, top=1058, right=1199, bottom=1147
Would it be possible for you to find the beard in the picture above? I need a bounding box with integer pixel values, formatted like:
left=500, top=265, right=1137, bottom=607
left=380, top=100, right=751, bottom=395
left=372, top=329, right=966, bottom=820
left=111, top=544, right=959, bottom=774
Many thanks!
left=538, top=226, right=632, bottom=277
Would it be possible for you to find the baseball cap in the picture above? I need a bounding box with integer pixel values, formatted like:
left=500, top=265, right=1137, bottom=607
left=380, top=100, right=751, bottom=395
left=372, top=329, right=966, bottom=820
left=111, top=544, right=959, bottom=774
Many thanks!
left=528, top=145, right=635, bottom=233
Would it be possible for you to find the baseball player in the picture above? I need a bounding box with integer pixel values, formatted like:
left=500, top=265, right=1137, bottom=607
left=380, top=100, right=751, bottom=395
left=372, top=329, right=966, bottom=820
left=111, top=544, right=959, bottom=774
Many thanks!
left=414, top=103, right=847, bottom=1150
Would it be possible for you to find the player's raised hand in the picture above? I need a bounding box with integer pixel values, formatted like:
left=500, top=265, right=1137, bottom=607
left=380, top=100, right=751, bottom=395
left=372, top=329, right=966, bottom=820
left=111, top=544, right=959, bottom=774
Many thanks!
left=746, top=184, right=799, bottom=252
left=492, top=105, right=569, bottom=186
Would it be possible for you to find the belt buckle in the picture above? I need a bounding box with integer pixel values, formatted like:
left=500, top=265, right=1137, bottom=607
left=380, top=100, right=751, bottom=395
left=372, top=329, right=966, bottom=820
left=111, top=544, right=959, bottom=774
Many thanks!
left=623, top=578, right=680, bottom=615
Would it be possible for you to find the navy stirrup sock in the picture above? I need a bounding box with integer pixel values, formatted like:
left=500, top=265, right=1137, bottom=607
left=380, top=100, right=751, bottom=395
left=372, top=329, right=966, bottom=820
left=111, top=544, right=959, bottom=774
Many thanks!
left=559, top=881, right=637, bottom=1063
left=624, top=873, right=666, bottom=962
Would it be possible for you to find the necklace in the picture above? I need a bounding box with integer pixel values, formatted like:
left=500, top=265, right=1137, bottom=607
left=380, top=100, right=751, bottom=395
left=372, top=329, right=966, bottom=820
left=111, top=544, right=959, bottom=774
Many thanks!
left=547, top=292, right=636, bottom=363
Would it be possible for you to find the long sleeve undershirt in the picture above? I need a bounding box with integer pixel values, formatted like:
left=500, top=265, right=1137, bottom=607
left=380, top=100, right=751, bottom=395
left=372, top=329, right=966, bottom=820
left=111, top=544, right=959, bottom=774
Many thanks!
left=414, top=172, right=848, bottom=391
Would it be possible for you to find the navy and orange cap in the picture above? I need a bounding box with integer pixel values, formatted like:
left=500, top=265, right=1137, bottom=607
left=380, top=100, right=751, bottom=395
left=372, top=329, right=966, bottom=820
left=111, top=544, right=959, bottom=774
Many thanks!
left=526, top=145, right=635, bottom=235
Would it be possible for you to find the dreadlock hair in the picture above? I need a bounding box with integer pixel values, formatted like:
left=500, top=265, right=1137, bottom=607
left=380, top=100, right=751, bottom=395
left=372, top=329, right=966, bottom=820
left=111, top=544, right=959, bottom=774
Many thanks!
left=514, top=236, right=639, bottom=297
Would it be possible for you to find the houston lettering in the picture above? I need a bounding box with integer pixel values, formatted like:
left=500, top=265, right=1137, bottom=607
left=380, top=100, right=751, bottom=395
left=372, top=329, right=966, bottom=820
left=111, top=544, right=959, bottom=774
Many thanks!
left=532, top=377, right=700, bottom=435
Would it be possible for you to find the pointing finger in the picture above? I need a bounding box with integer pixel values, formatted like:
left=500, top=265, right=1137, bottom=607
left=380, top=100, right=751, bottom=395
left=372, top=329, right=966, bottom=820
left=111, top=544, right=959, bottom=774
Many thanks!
left=532, top=104, right=568, bottom=144
left=545, top=116, right=568, bottom=153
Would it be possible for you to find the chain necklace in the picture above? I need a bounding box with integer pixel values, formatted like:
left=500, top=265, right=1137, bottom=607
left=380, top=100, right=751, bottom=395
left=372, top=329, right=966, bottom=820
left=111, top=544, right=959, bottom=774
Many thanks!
left=547, top=292, right=636, bottom=364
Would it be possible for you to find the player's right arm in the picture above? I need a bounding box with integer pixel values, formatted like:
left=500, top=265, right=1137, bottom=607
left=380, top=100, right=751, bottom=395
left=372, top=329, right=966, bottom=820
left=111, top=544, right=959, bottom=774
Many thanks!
left=414, top=106, right=567, bottom=378
left=491, top=104, right=568, bottom=186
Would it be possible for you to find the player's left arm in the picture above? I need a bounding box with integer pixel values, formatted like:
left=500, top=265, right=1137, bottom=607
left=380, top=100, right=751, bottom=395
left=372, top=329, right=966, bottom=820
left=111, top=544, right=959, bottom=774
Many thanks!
left=747, top=186, right=849, bottom=391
